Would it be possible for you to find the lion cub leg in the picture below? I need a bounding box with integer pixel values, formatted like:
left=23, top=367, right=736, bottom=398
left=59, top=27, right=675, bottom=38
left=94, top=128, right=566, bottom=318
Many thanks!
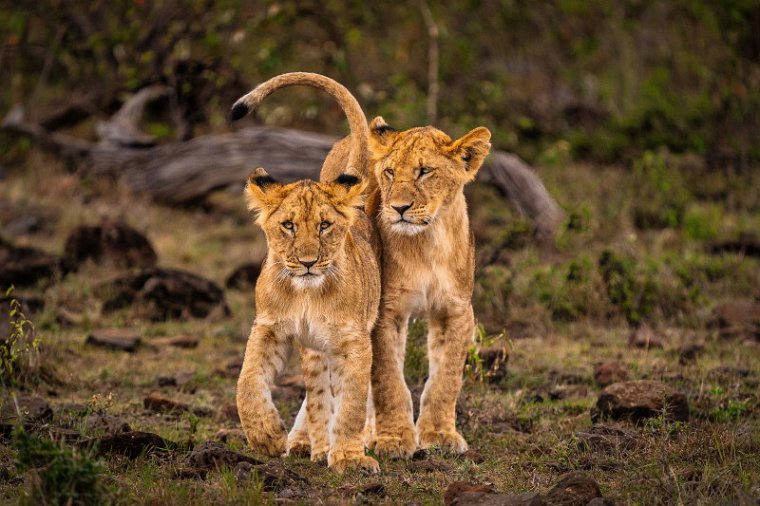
left=369, top=309, right=417, bottom=459
left=416, top=304, right=475, bottom=454
left=237, top=324, right=289, bottom=457
left=327, top=336, right=379, bottom=474
left=298, top=346, right=331, bottom=463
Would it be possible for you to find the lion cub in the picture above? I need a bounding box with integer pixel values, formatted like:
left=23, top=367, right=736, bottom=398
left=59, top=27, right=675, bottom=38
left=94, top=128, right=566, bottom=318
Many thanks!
left=233, top=73, right=380, bottom=474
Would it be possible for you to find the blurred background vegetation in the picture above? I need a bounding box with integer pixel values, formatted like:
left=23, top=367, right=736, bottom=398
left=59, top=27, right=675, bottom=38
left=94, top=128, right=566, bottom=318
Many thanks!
left=1, top=0, right=759, bottom=168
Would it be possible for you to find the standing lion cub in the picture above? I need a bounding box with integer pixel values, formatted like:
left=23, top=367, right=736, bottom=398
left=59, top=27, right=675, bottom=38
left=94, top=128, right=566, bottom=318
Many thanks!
left=232, top=73, right=381, bottom=474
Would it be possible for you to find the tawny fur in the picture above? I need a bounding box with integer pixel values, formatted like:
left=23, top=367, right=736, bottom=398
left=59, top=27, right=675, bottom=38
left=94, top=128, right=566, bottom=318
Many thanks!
left=360, top=117, right=491, bottom=458
left=232, top=73, right=381, bottom=474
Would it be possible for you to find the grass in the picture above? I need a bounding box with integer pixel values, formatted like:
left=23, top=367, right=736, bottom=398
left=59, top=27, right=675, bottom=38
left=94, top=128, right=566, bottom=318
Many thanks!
left=0, top=150, right=758, bottom=504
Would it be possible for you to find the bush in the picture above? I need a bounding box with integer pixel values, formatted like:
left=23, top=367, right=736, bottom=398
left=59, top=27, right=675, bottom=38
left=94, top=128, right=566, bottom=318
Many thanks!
left=1, top=288, right=42, bottom=387
left=13, top=428, right=106, bottom=505
left=630, top=151, right=691, bottom=230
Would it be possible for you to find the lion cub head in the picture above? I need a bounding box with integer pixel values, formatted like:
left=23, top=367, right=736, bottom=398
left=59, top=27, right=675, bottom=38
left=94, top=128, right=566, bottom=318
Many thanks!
left=246, top=168, right=365, bottom=289
left=368, top=117, right=491, bottom=235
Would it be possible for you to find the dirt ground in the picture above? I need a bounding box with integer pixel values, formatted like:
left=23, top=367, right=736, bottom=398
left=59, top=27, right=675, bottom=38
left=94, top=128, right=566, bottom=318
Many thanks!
left=1, top=151, right=759, bottom=505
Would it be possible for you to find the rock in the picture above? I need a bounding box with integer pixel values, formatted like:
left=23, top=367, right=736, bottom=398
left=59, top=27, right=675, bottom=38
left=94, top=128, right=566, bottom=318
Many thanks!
left=0, top=395, right=53, bottom=433
left=444, top=482, right=494, bottom=506
left=84, top=413, right=132, bottom=435
left=708, top=300, right=760, bottom=340
left=64, top=222, right=157, bottom=268
left=183, top=440, right=261, bottom=475
left=86, top=329, right=141, bottom=352
left=545, top=472, right=602, bottom=506
left=677, top=343, right=705, bottom=365
left=709, top=233, right=760, bottom=258
left=0, top=236, right=69, bottom=287
left=151, top=335, right=199, bottom=348
left=144, top=392, right=190, bottom=414
left=575, top=425, right=641, bottom=452
left=255, top=459, right=306, bottom=492
left=594, top=362, right=629, bottom=388
left=549, top=385, right=588, bottom=401
left=460, top=449, right=485, bottom=464
left=155, top=371, right=196, bottom=391
left=225, top=262, right=263, bottom=290
left=472, top=344, right=509, bottom=383
left=591, top=380, right=689, bottom=423
left=98, top=267, right=230, bottom=320
left=91, top=431, right=176, bottom=458
left=628, top=324, right=664, bottom=349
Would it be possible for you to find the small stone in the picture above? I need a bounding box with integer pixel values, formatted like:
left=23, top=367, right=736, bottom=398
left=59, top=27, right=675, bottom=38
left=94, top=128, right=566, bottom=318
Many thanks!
left=184, top=440, right=261, bottom=474
left=545, top=472, right=602, bottom=506
left=144, top=392, right=190, bottom=413
left=591, top=380, right=689, bottom=423
left=628, top=324, right=663, bottom=349
left=225, top=262, right=263, bottom=290
left=677, top=343, right=705, bottom=365
left=0, top=395, right=53, bottom=433
left=594, top=362, right=629, bottom=388
left=155, top=371, right=196, bottom=390
left=444, top=482, right=494, bottom=506
left=152, top=335, right=199, bottom=348
left=86, top=329, right=141, bottom=352
left=575, top=425, right=641, bottom=452
left=91, top=431, right=176, bottom=459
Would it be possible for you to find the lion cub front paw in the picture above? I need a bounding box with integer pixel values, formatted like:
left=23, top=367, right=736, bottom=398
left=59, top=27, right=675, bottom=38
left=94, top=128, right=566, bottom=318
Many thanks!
left=328, top=449, right=380, bottom=474
left=370, top=433, right=417, bottom=459
left=418, top=430, right=468, bottom=454
left=286, top=438, right=311, bottom=458
left=243, top=413, right=287, bottom=457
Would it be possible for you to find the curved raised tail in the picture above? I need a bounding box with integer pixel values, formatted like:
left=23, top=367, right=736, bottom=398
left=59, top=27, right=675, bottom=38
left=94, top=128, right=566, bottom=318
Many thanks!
left=229, top=72, right=369, bottom=182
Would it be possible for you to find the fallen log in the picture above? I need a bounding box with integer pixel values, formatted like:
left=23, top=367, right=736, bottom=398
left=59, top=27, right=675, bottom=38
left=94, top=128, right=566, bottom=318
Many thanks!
left=2, top=94, right=564, bottom=241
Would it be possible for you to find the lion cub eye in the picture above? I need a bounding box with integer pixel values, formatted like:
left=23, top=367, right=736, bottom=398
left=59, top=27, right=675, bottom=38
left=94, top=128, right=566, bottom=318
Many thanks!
left=418, top=167, right=433, bottom=177
left=383, top=168, right=394, bottom=178
left=281, top=220, right=294, bottom=230
left=319, top=221, right=332, bottom=231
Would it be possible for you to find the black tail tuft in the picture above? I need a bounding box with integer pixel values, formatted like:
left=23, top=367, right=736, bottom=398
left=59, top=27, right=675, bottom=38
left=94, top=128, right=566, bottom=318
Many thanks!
left=335, top=173, right=361, bottom=187
left=229, top=102, right=250, bottom=123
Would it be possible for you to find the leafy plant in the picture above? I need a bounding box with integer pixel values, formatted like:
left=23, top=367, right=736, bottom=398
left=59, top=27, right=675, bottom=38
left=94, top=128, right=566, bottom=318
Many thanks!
left=1, top=286, right=43, bottom=387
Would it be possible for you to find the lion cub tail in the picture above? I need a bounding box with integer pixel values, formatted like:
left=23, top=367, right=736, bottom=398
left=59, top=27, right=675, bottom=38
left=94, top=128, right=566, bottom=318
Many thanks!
left=229, top=72, right=370, bottom=180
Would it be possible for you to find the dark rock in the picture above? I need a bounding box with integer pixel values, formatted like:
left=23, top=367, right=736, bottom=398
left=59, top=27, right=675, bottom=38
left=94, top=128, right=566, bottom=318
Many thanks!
left=84, top=413, right=131, bottom=435
left=549, top=385, right=588, bottom=401
left=677, top=343, right=705, bottom=365
left=591, top=380, right=689, bottom=423
left=225, top=262, right=263, bottom=290
left=155, top=371, right=196, bottom=390
left=575, top=425, right=641, bottom=452
left=444, top=482, right=494, bottom=506
left=708, top=300, right=760, bottom=340
left=545, top=472, right=602, bottom=506
left=460, top=449, right=485, bottom=464
left=86, top=328, right=141, bottom=352
left=0, top=395, right=53, bottom=433
left=98, top=267, right=230, bottom=321
left=628, top=324, right=664, bottom=349
left=709, top=233, right=760, bottom=258
left=64, top=222, right=157, bottom=268
left=144, top=392, right=190, bottom=413
left=594, top=362, right=629, bottom=388
left=184, top=440, right=261, bottom=475
left=256, top=459, right=306, bottom=492
left=91, top=431, right=176, bottom=458
left=0, top=236, right=69, bottom=287
left=152, top=335, right=199, bottom=348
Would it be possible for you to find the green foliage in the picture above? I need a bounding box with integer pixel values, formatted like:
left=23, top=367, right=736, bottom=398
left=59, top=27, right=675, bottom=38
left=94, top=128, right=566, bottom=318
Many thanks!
left=1, top=287, right=42, bottom=387
left=13, top=428, right=106, bottom=505
left=598, top=250, right=657, bottom=325
left=404, top=319, right=428, bottom=384
left=683, top=203, right=722, bottom=242
left=710, top=400, right=749, bottom=423
left=472, top=264, right=513, bottom=328
left=530, top=257, right=597, bottom=322
left=631, top=151, right=691, bottom=230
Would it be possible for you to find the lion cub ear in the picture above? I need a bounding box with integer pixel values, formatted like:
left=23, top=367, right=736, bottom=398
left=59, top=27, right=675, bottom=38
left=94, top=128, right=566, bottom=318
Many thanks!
left=331, top=168, right=367, bottom=209
left=446, top=127, right=492, bottom=178
left=245, top=167, right=284, bottom=212
left=368, top=116, right=398, bottom=152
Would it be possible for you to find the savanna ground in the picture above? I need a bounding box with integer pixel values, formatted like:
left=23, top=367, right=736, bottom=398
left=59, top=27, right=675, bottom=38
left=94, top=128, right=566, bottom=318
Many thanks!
left=0, top=144, right=758, bottom=505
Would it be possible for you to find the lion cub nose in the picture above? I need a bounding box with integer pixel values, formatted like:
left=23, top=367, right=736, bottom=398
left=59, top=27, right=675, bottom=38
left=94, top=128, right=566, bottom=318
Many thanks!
left=299, top=259, right=317, bottom=269
left=391, top=204, right=412, bottom=217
